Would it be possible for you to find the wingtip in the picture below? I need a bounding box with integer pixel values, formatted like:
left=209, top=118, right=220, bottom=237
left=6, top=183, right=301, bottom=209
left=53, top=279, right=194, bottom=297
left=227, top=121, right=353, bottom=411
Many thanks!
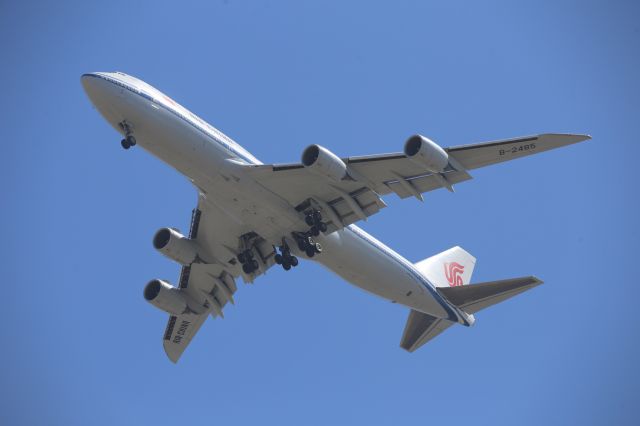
left=530, top=276, right=544, bottom=286
left=163, top=341, right=181, bottom=364
left=540, top=133, right=591, bottom=143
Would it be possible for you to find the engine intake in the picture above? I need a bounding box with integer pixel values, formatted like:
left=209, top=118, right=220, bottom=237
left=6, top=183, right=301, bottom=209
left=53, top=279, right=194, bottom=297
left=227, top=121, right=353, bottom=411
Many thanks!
left=404, top=135, right=449, bottom=173
left=301, top=144, right=349, bottom=182
left=144, top=279, right=188, bottom=316
left=153, top=227, right=199, bottom=265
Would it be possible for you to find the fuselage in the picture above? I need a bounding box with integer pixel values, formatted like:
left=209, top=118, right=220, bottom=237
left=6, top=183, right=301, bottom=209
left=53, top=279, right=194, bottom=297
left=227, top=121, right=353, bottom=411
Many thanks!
left=81, top=71, right=468, bottom=324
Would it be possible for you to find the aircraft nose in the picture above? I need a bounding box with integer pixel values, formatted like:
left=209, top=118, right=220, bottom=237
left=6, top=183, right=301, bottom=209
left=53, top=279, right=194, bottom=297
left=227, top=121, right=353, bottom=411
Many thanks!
left=81, top=72, right=129, bottom=128
left=81, top=72, right=121, bottom=107
left=81, top=73, right=104, bottom=97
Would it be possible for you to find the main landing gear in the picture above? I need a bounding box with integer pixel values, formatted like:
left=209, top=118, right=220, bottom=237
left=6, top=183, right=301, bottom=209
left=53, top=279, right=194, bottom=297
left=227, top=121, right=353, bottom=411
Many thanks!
left=274, top=231, right=322, bottom=272
left=119, top=121, right=136, bottom=150
left=238, top=249, right=259, bottom=274
left=274, top=241, right=299, bottom=271
left=305, top=210, right=328, bottom=237
left=295, top=233, right=322, bottom=258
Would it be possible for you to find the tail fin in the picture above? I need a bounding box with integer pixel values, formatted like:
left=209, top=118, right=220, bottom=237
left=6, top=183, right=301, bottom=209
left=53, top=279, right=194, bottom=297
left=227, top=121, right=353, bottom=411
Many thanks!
left=414, top=246, right=476, bottom=288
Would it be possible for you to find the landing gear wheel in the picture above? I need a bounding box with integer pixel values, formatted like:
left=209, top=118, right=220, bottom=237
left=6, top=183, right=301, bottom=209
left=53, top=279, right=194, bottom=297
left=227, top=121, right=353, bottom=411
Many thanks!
left=297, top=240, right=306, bottom=251
left=275, top=253, right=283, bottom=264
left=237, top=252, right=246, bottom=264
left=318, top=222, right=328, bottom=233
left=283, top=262, right=291, bottom=271
left=121, top=139, right=130, bottom=150
left=305, top=215, right=315, bottom=226
left=290, top=256, right=299, bottom=267
left=305, top=247, right=315, bottom=258
left=312, top=211, right=322, bottom=224
left=251, top=260, right=259, bottom=270
left=242, top=263, right=253, bottom=274
left=310, top=226, right=320, bottom=237
left=126, top=135, right=137, bottom=146
left=314, top=243, right=322, bottom=253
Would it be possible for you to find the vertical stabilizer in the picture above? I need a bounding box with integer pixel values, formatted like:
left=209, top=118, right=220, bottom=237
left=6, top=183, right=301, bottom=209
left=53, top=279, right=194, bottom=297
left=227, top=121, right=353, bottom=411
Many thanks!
left=414, top=246, right=476, bottom=288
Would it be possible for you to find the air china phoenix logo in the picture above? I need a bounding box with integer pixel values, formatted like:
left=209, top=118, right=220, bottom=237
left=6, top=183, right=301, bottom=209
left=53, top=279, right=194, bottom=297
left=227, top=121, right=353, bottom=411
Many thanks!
left=444, top=262, right=465, bottom=287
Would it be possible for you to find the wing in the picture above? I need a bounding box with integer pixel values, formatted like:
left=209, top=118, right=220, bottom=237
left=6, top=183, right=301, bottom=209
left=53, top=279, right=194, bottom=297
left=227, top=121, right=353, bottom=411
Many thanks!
left=160, top=194, right=279, bottom=363
left=445, top=133, right=589, bottom=170
left=244, top=133, right=590, bottom=232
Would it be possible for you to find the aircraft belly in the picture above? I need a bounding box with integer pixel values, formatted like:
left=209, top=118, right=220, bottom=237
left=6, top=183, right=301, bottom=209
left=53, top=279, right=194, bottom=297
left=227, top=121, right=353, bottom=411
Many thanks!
left=108, top=91, right=302, bottom=245
left=314, top=228, right=449, bottom=319
left=106, top=89, right=225, bottom=188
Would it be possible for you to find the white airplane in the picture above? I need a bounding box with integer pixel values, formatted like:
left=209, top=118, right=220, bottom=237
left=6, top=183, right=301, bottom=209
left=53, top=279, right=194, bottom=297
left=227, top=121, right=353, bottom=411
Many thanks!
left=82, top=71, right=589, bottom=362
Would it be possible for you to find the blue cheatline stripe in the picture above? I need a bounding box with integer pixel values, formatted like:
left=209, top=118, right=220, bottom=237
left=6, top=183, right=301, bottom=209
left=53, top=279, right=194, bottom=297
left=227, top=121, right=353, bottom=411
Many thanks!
left=345, top=225, right=461, bottom=323
left=84, top=73, right=260, bottom=166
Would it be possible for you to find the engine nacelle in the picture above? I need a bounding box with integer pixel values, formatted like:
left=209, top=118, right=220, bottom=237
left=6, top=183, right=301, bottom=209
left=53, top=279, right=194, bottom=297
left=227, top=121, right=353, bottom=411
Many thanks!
left=403, top=135, right=449, bottom=173
left=301, top=144, right=349, bottom=182
left=153, top=227, right=199, bottom=265
left=143, top=279, right=188, bottom=316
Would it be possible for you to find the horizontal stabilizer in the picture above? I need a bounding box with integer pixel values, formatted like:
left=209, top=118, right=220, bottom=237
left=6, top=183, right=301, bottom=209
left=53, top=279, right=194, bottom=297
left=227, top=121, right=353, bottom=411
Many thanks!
left=437, top=276, right=543, bottom=314
left=400, top=310, right=454, bottom=352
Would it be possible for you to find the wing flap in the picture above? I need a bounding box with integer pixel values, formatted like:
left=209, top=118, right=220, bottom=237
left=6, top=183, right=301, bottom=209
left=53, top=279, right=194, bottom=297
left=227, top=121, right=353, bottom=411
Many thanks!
left=385, top=169, right=473, bottom=199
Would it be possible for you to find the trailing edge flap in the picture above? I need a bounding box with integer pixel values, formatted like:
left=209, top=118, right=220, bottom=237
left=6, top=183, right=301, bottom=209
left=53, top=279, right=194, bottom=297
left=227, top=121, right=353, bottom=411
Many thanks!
left=400, top=310, right=454, bottom=352
left=437, top=276, right=543, bottom=314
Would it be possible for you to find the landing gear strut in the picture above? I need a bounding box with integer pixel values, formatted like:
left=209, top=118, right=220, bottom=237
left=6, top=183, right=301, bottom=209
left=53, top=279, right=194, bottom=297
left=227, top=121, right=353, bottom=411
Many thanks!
left=305, top=209, right=328, bottom=236
left=275, top=240, right=299, bottom=271
left=238, top=249, right=259, bottom=274
left=119, top=121, right=136, bottom=150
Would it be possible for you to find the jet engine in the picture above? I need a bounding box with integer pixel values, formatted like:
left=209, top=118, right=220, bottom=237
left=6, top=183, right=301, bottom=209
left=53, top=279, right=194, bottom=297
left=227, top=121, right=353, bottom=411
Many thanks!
left=403, top=135, right=449, bottom=173
left=153, top=227, right=199, bottom=265
left=143, top=279, right=188, bottom=316
left=301, top=144, right=349, bottom=182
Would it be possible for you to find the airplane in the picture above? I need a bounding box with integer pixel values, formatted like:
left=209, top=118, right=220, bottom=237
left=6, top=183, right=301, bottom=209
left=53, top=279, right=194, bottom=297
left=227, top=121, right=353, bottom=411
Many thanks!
left=82, top=71, right=589, bottom=363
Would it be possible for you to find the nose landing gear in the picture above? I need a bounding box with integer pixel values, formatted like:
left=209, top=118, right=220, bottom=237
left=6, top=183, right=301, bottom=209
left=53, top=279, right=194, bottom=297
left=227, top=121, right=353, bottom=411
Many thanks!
left=119, top=121, right=136, bottom=150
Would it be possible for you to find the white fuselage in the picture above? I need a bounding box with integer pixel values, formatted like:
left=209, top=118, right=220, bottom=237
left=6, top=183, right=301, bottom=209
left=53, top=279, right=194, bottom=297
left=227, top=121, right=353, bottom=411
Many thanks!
left=82, top=72, right=466, bottom=324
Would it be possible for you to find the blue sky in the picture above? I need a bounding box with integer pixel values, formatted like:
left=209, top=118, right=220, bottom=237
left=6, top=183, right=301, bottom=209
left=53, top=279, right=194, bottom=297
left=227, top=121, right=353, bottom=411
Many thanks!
left=2, top=1, right=639, bottom=424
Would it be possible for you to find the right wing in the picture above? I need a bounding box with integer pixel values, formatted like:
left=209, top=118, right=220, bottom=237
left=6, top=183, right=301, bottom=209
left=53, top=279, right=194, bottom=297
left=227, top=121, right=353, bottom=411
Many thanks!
left=243, top=133, right=590, bottom=232
left=445, top=133, right=588, bottom=170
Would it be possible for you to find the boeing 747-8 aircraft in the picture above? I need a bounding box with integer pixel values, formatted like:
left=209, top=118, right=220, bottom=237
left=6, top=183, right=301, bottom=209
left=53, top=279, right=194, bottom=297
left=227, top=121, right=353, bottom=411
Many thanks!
left=82, top=72, right=589, bottom=362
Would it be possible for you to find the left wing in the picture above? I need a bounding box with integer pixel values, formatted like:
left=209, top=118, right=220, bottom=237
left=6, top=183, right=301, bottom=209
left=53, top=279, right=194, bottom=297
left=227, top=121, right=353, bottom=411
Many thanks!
left=244, top=133, right=589, bottom=232
left=160, top=194, right=279, bottom=363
